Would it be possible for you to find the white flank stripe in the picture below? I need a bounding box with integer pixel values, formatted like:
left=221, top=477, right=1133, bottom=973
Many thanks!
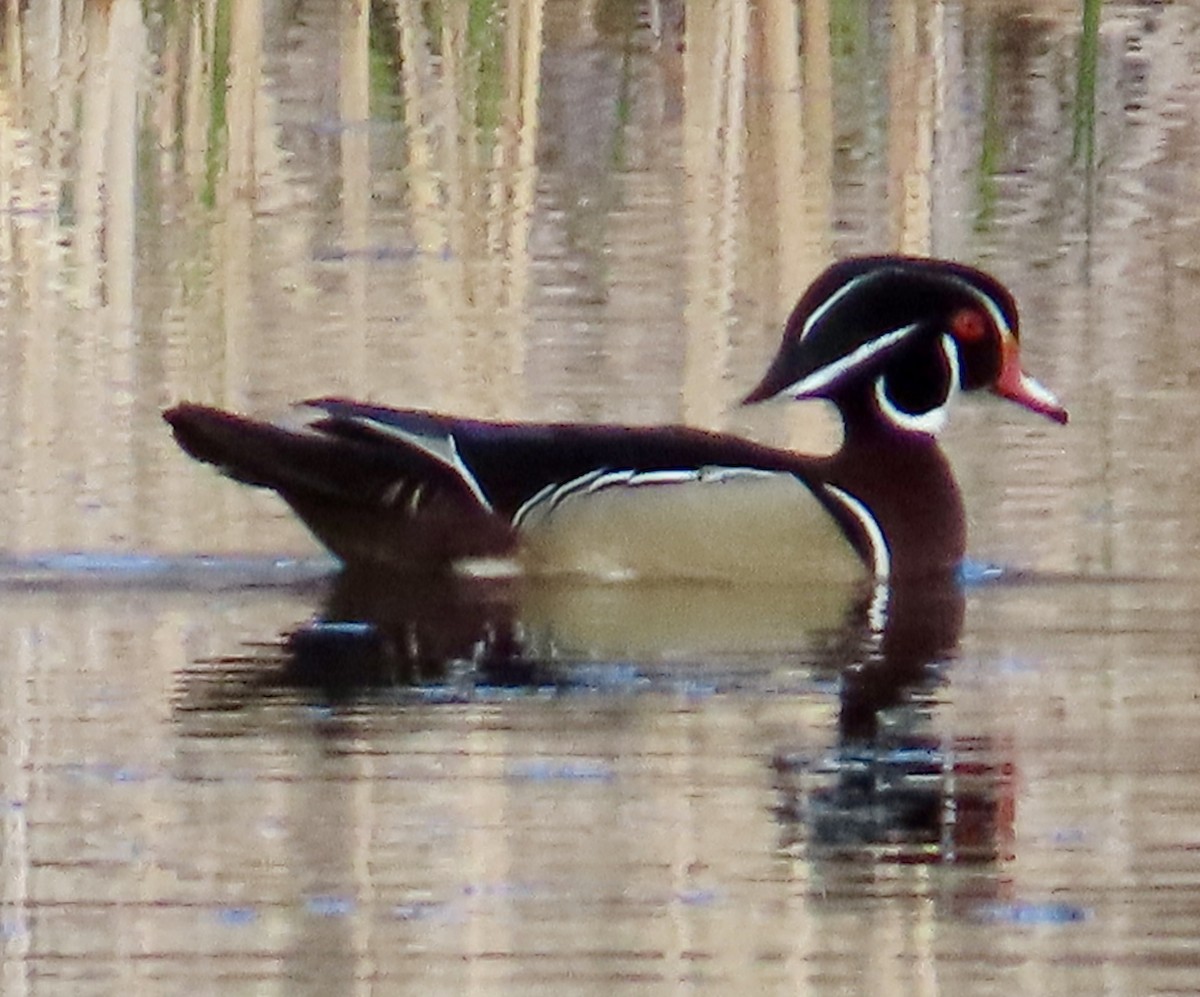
left=823, top=484, right=890, bottom=580
left=582, top=469, right=638, bottom=494
left=512, top=465, right=781, bottom=530
left=547, top=468, right=615, bottom=509
left=697, top=466, right=777, bottom=483
left=513, top=469, right=614, bottom=528
left=512, top=482, right=558, bottom=529
left=621, top=470, right=698, bottom=487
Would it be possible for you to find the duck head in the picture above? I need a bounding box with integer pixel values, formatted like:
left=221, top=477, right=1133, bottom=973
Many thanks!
left=743, top=256, right=1068, bottom=432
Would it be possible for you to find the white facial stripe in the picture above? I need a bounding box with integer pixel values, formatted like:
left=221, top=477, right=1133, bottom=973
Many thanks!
left=782, top=322, right=921, bottom=399
left=350, top=417, right=494, bottom=512
left=872, top=334, right=959, bottom=436
left=824, top=484, right=890, bottom=580
left=942, top=332, right=962, bottom=389
left=959, top=278, right=1014, bottom=340
left=800, top=271, right=874, bottom=341
left=803, top=268, right=1013, bottom=343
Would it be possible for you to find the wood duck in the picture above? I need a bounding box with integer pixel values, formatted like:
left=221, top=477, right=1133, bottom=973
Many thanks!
left=164, top=255, right=1067, bottom=583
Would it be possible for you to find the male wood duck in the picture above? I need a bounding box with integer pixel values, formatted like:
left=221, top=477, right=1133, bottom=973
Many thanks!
left=165, top=256, right=1067, bottom=584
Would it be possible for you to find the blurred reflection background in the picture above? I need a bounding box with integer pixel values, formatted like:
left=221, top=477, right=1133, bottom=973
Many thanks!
left=4, top=2, right=1200, bottom=993
left=3, top=0, right=1196, bottom=576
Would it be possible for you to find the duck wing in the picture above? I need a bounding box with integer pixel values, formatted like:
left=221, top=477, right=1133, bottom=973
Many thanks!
left=306, top=397, right=812, bottom=518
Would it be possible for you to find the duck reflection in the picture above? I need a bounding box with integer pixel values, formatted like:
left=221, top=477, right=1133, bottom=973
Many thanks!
left=774, top=580, right=1014, bottom=866
left=285, top=568, right=862, bottom=691
left=180, top=566, right=1013, bottom=867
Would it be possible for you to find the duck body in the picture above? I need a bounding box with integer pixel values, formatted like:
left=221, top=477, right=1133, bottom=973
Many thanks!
left=164, top=400, right=876, bottom=582
left=165, top=256, right=1066, bottom=584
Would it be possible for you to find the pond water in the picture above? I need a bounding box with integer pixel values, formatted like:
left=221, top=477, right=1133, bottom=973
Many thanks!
left=4, top=0, right=1200, bottom=993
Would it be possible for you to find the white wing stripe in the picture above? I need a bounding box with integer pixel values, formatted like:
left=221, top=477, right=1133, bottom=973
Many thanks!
left=348, top=417, right=494, bottom=512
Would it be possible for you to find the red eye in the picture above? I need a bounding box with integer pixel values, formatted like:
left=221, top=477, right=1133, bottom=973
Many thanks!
left=951, top=308, right=989, bottom=343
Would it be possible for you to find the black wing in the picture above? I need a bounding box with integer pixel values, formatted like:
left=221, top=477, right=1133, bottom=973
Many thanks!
left=164, top=401, right=487, bottom=516
left=307, top=396, right=813, bottom=520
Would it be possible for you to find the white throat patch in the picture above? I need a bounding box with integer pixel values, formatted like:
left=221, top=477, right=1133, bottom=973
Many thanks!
left=872, top=334, right=960, bottom=436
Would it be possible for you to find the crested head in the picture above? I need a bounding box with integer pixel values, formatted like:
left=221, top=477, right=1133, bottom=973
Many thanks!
left=744, top=255, right=1068, bottom=433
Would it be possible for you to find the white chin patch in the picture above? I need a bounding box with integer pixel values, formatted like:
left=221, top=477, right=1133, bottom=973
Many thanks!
left=872, top=333, right=959, bottom=436
left=874, top=380, right=949, bottom=435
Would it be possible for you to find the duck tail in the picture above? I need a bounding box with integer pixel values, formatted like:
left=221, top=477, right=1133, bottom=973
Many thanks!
left=163, top=402, right=367, bottom=500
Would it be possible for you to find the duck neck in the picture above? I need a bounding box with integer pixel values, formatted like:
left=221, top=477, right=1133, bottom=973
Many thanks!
left=825, top=389, right=966, bottom=581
